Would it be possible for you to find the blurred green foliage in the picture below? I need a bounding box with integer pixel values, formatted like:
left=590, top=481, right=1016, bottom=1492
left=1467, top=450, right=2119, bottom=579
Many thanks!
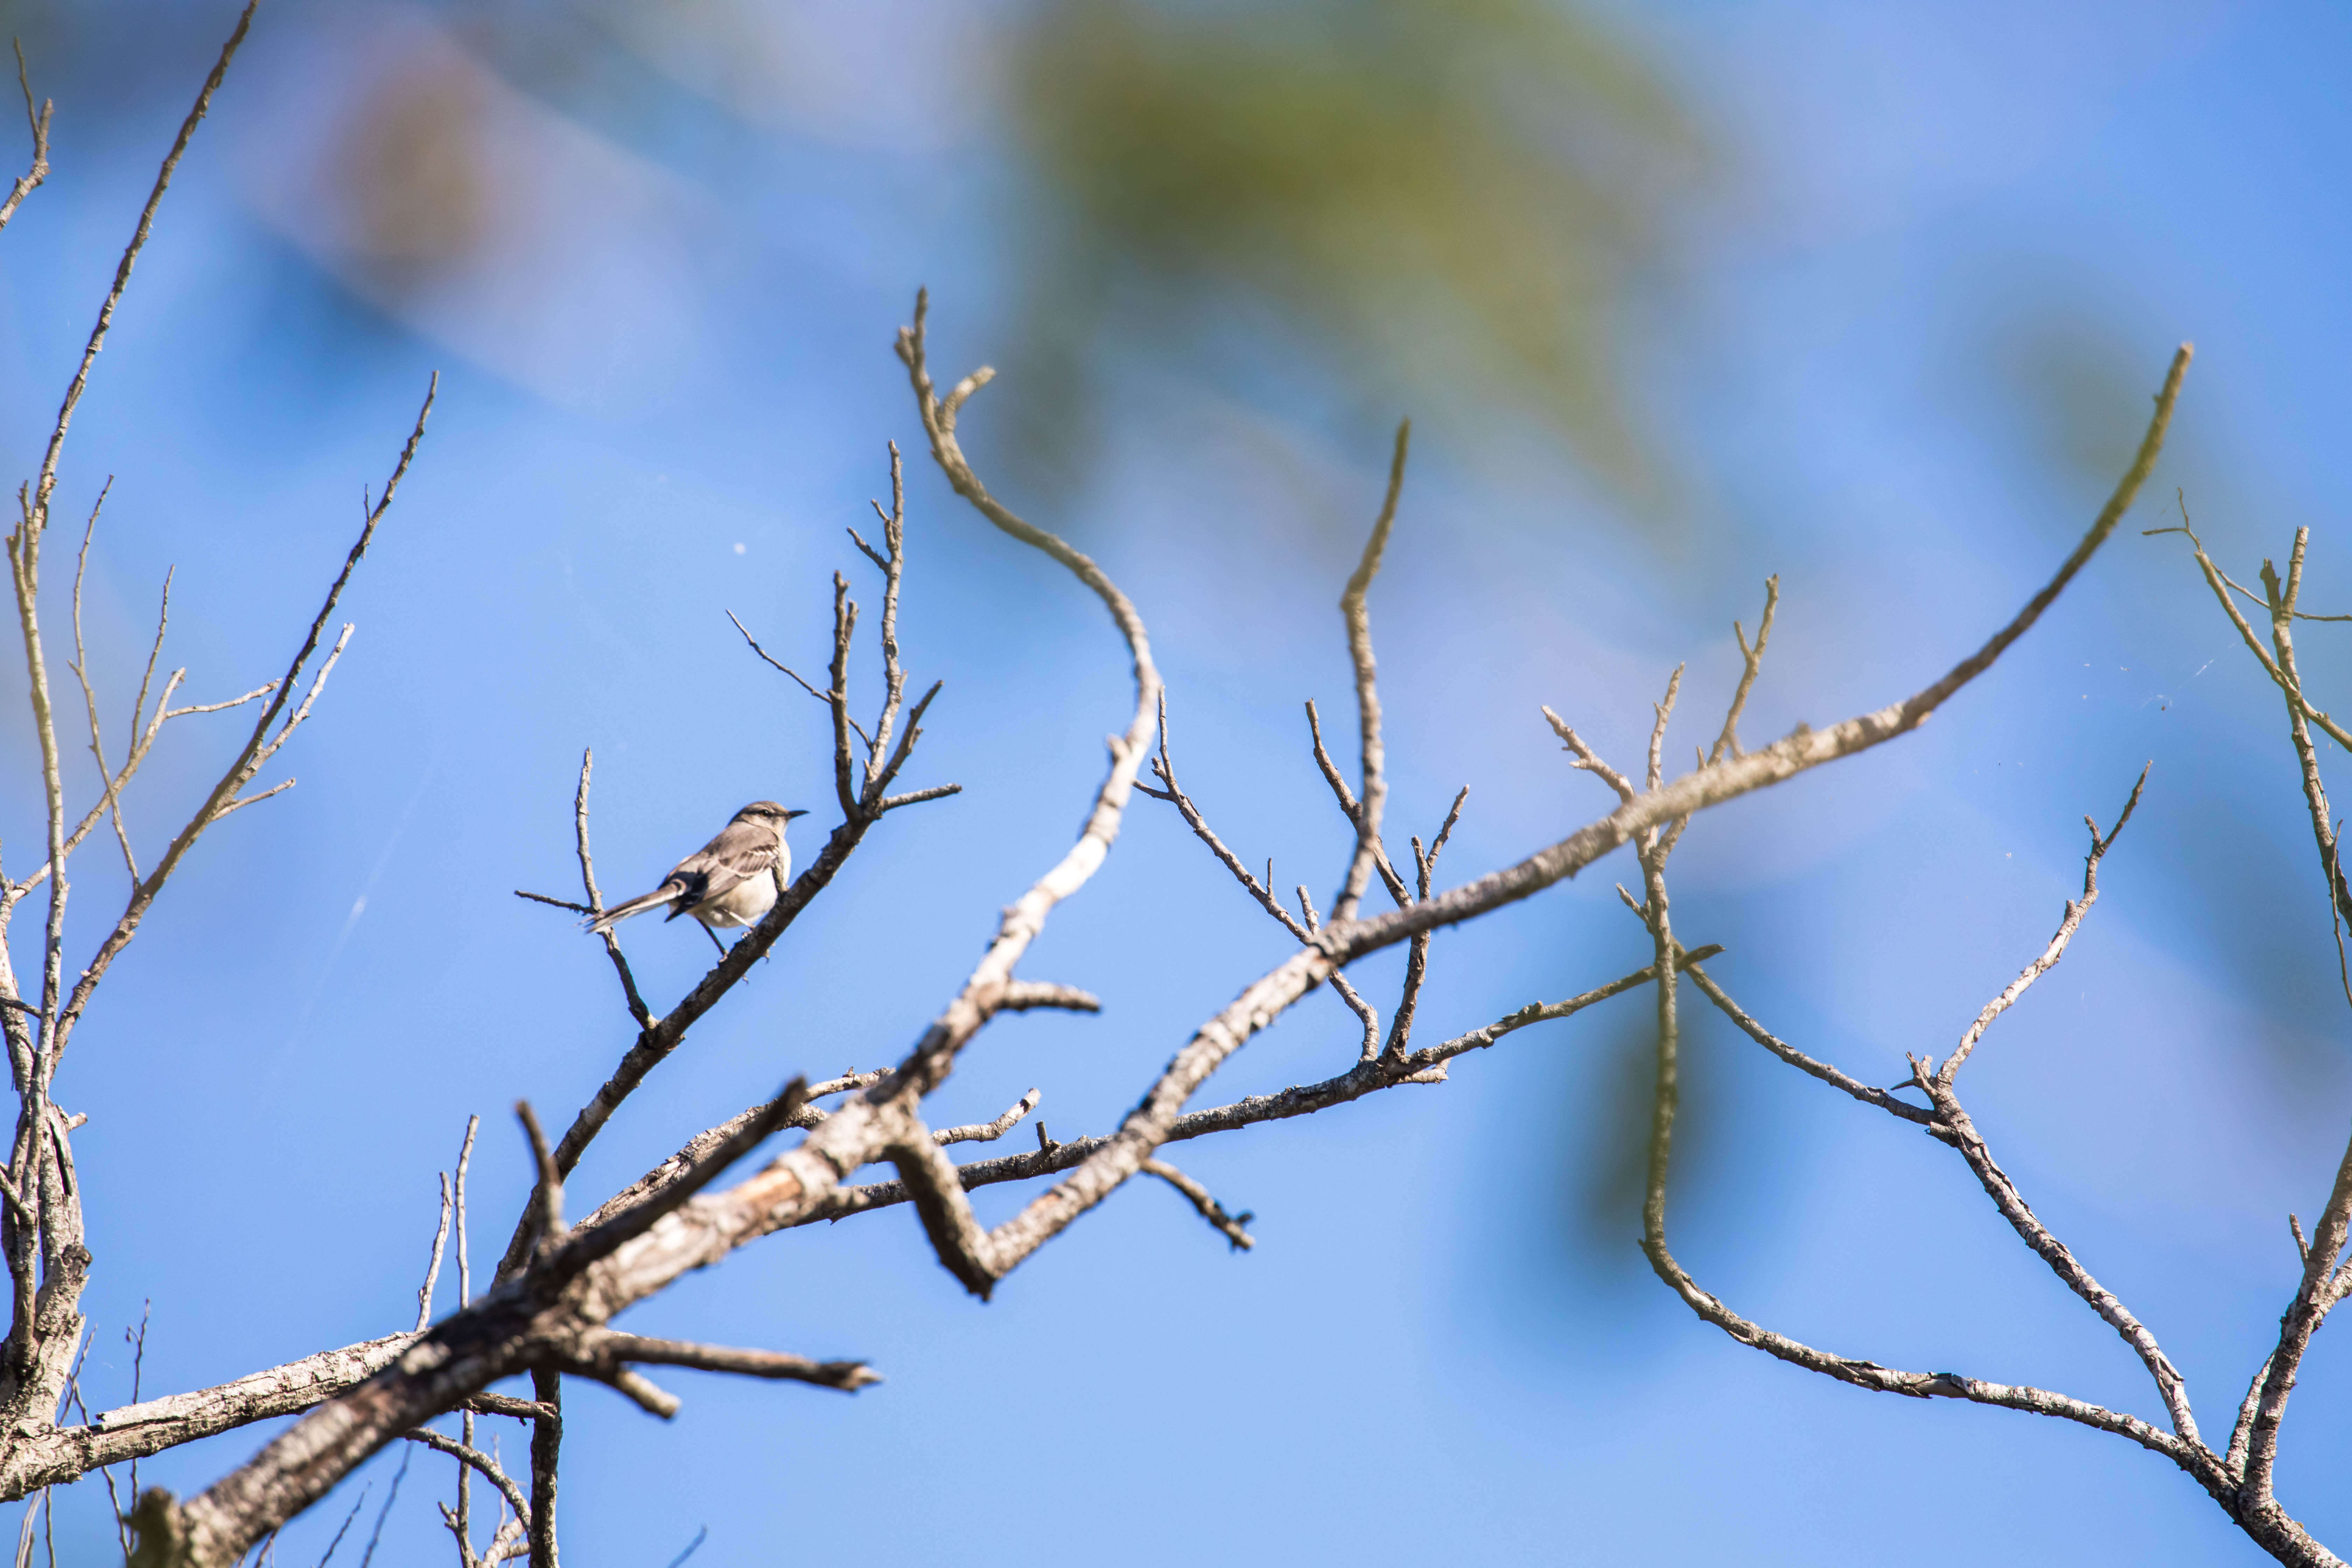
left=0, top=0, right=1705, bottom=506
left=1007, top=0, right=1704, bottom=498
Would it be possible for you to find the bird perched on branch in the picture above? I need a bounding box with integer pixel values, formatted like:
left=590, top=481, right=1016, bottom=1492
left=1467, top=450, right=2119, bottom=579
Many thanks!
left=586, top=802, right=808, bottom=948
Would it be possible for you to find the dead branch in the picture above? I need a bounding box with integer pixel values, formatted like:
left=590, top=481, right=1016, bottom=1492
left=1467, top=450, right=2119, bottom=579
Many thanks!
left=0, top=44, right=51, bottom=237
left=933, top=1090, right=1041, bottom=1146
left=1936, top=765, right=2149, bottom=1083
left=1140, top=1160, right=1254, bottom=1251
left=1331, top=420, right=1409, bottom=923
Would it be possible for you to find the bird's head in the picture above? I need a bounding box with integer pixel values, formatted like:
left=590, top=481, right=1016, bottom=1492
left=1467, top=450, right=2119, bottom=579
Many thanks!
left=736, top=801, right=809, bottom=828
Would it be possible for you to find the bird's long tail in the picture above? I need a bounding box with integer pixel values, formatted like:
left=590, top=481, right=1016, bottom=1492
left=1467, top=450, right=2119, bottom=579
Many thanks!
left=583, top=883, right=681, bottom=935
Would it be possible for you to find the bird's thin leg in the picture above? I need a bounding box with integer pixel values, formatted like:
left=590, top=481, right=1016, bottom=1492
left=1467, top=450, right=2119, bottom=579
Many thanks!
left=701, top=924, right=728, bottom=958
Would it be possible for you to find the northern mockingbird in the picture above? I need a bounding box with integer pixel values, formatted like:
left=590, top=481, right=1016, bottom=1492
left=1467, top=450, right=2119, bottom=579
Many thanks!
left=585, top=801, right=808, bottom=948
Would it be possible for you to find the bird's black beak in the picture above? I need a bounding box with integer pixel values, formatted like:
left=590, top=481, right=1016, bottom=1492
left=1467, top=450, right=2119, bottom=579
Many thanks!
left=784, top=808, right=810, bottom=820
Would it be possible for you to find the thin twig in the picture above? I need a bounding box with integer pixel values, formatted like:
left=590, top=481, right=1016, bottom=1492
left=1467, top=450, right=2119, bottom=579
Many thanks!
left=356, top=1446, right=410, bottom=1568
left=512, top=891, right=590, bottom=916
left=572, top=1330, right=880, bottom=1394
left=402, top=1428, right=528, bottom=1538
left=1379, top=788, right=1468, bottom=1062
left=1710, top=577, right=1780, bottom=766
left=859, top=442, right=910, bottom=798
left=1937, top=765, right=2149, bottom=1083
left=2236, top=527, right=2352, bottom=1508
left=516, top=1103, right=565, bottom=1264
left=46, top=374, right=439, bottom=1068
left=1146, top=691, right=1311, bottom=942
left=1542, top=707, right=1637, bottom=802
left=0, top=41, right=51, bottom=237
left=723, top=609, right=835, bottom=712
left=933, top=1089, right=1041, bottom=1146
left=2147, top=502, right=2352, bottom=755
left=1141, top=1159, right=1254, bottom=1251
left=22, top=1, right=258, bottom=553
left=67, top=481, right=139, bottom=880
left=416, top=1172, right=453, bottom=1333
left=309, top=1483, right=368, bottom=1568
left=1331, top=420, right=1409, bottom=923
left=570, top=751, right=651, bottom=1029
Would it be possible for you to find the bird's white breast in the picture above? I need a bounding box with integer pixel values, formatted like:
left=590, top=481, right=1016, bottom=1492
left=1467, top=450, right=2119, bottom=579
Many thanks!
left=692, top=862, right=785, bottom=928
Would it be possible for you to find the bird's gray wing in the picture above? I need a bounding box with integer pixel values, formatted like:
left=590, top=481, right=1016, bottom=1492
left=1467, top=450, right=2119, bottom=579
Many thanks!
left=662, top=819, right=782, bottom=919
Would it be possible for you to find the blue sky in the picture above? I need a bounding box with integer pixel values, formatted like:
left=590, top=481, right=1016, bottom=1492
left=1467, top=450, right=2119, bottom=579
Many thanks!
left=5, top=1, right=2352, bottom=1562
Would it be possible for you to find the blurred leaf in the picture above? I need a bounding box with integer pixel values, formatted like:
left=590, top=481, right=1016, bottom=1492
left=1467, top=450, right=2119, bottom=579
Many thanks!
left=1558, top=1002, right=1730, bottom=1284
left=328, top=51, right=491, bottom=291
left=1990, top=300, right=2154, bottom=502
left=1002, top=0, right=1706, bottom=506
left=39, top=0, right=1703, bottom=519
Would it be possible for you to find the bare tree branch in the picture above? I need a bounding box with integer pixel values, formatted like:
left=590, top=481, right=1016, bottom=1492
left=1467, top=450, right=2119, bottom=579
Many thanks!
left=1937, top=765, right=2148, bottom=1083
left=996, top=983, right=1100, bottom=1014
left=0, top=44, right=51, bottom=238
left=1681, top=961, right=1940, bottom=1133
left=933, top=1090, right=1040, bottom=1147
left=0, top=1332, right=422, bottom=1498
left=573, top=1332, right=877, bottom=1394
left=1912, top=1065, right=2201, bottom=1446
left=401, top=1429, right=527, bottom=1543
left=515, top=1106, right=565, bottom=1270
left=66, top=482, right=137, bottom=880
left=1140, top=1160, right=1254, bottom=1251
left=1331, top=420, right=1408, bottom=923
left=569, top=751, right=651, bottom=1030
left=722, top=609, right=834, bottom=712
left=1379, top=787, right=1467, bottom=1063
left=416, top=1175, right=453, bottom=1335
left=1709, top=576, right=1779, bottom=765
left=1143, top=691, right=1312, bottom=943
left=22, top=1, right=258, bottom=561
left=47, top=376, right=438, bottom=1071
left=817, top=944, right=1723, bottom=1228
left=2236, top=528, right=2352, bottom=1512
left=857, top=441, right=911, bottom=796
left=494, top=441, right=951, bottom=1281
left=524, top=1370, right=557, bottom=1568
left=2147, top=503, right=2352, bottom=756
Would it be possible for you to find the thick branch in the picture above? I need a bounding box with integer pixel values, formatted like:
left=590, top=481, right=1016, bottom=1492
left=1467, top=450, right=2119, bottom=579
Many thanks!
left=0, top=1333, right=419, bottom=1500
